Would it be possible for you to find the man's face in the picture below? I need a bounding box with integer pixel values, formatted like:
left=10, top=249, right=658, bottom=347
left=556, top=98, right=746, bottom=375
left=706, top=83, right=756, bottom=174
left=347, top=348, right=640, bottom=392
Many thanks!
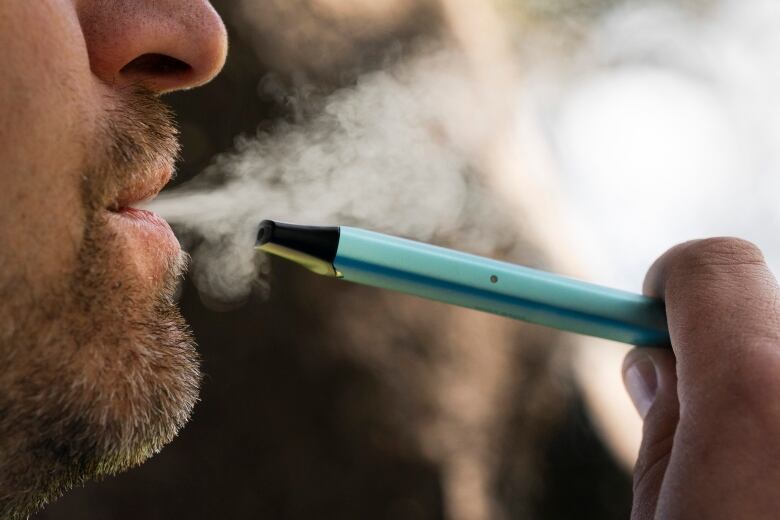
left=0, top=1, right=226, bottom=517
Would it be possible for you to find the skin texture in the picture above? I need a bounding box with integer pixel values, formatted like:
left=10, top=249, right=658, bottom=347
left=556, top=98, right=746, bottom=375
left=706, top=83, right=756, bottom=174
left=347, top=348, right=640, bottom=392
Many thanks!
left=0, top=1, right=226, bottom=518
left=623, top=238, right=780, bottom=519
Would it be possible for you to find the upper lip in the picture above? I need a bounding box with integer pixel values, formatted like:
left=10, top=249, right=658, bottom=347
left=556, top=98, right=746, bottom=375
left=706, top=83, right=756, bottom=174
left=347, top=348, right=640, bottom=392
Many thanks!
left=108, top=165, right=173, bottom=212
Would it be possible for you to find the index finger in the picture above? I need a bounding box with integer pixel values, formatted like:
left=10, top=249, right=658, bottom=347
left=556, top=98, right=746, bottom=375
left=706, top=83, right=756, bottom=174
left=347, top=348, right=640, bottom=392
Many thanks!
left=643, top=237, right=780, bottom=402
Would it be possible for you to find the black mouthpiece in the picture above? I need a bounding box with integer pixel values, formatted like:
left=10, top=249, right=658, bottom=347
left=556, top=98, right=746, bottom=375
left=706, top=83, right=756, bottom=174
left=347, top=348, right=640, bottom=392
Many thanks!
left=257, top=220, right=340, bottom=264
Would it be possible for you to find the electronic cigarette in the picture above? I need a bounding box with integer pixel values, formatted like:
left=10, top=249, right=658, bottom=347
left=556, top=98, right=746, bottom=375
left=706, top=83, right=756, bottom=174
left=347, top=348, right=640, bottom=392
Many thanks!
left=256, top=220, right=670, bottom=346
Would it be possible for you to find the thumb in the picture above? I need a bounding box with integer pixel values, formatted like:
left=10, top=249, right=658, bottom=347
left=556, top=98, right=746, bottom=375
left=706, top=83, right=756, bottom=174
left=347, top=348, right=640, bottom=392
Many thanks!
left=622, top=348, right=678, bottom=520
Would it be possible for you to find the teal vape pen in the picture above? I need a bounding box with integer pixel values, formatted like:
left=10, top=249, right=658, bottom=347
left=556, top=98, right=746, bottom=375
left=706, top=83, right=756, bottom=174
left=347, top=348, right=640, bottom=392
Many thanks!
left=255, top=220, right=670, bottom=346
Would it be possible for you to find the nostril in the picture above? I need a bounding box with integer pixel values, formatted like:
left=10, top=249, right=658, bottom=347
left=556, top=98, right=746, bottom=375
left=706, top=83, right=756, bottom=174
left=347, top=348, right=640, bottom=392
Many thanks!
left=121, top=53, right=191, bottom=78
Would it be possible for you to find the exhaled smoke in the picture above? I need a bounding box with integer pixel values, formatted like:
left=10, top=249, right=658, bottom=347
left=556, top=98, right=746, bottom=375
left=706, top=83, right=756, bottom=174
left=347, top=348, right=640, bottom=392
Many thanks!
left=148, top=47, right=499, bottom=308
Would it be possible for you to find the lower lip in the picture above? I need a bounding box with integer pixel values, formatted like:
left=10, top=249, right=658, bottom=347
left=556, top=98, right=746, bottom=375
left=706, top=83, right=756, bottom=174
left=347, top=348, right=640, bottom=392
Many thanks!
left=106, top=207, right=181, bottom=256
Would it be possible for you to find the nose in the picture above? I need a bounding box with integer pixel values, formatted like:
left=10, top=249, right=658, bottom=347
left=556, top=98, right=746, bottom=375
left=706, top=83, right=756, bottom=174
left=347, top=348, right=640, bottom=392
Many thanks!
left=79, top=0, right=228, bottom=94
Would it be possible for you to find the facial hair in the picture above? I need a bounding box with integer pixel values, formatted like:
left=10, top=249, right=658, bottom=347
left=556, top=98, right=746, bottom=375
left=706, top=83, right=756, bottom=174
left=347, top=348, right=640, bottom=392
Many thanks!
left=0, top=88, right=200, bottom=519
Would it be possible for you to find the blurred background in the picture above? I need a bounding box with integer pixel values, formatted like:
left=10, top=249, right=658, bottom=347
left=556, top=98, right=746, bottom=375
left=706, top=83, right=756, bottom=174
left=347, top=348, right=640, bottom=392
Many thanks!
left=39, top=0, right=780, bottom=518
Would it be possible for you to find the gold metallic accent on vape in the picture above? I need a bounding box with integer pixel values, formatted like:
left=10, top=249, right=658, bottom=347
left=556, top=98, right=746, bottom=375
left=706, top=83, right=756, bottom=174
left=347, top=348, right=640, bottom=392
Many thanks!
left=257, top=243, right=338, bottom=277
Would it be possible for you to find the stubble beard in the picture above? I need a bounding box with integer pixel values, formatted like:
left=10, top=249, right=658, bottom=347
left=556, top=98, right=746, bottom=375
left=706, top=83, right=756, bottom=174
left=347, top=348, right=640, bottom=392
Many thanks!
left=0, top=89, right=200, bottom=519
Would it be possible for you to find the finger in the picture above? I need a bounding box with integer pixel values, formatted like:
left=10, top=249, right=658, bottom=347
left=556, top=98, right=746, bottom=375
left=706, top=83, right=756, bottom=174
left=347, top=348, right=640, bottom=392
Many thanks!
left=623, top=348, right=679, bottom=520
left=642, top=238, right=780, bottom=399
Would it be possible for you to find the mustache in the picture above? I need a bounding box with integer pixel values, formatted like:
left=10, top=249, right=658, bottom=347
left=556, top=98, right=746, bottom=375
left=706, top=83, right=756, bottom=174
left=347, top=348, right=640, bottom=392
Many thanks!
left=84, top=87, right=180, bottom=213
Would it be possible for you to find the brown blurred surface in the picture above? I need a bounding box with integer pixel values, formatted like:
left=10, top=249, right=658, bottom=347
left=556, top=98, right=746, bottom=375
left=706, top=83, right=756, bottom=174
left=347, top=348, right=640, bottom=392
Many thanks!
left=37, top=2, right=632, bottom=518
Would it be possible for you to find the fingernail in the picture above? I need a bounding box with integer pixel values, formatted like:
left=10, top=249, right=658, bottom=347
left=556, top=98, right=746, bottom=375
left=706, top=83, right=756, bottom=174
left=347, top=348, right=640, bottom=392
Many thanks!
left=623, top=355, right=659, bottom=419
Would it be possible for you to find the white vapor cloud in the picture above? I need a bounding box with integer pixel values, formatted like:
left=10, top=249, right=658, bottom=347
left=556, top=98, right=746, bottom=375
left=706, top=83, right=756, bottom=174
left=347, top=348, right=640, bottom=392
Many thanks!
left=531, top=0, right=780, bottom=290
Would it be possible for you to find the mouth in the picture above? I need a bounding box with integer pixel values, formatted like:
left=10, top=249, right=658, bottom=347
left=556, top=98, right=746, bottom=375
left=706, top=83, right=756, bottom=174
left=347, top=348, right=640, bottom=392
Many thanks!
left=104, top=164, right=182, bottom=283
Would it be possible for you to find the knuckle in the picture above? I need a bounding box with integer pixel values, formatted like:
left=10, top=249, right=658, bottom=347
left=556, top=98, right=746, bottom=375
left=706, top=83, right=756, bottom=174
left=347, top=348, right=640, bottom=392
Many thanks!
left=667, top=238, right=766, bottom=285
left=683, top=237, right=764, bottom=268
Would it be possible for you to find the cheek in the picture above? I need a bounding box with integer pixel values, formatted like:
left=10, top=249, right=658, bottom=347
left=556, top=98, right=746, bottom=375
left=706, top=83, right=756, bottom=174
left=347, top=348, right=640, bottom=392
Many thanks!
left=0, top=1, right=99, bottom=293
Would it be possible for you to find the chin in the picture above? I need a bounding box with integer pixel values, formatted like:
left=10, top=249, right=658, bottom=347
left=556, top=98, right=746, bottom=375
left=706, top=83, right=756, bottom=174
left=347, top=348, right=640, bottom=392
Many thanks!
left=75, top=305, right=200, bottom=471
